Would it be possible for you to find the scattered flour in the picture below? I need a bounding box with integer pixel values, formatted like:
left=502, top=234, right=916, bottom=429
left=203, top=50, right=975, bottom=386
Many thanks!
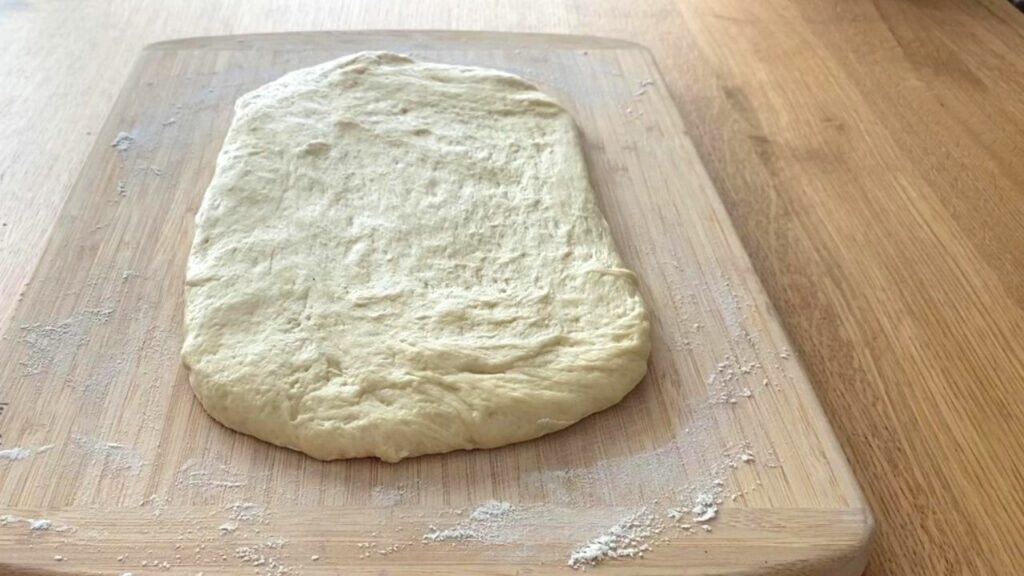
left=707, top=353, right=764, bottom=405
left=568, top=509, right=660, bottom=569
left=356, top=541, right=406, bottom=559
left=178, top=460, right=247, bottom=489
left=370, top=485, right=405, bottom=507
left=469, top=500, right=513, bottom=521
left=0, top=447, right=33, bottom=461
left=423, top=501, right=516, bottom=543
left=422, top=526, right=476, bottom=542
left=691, top=493, right=718, bottom=523
left=235, top=537, right=290, bottom=575
left=111, top=131, right=135, bottom=152
left=1, top=514, right=70, bottom=533
left=633, top=79, right=654, bottom=97
left=71, top=434, right=143, bottom=475
left=227, top=502, right=265, bottom=523
left=140, top=494, right=168, bottom=518
left=17, top=308, right=113, bottom=376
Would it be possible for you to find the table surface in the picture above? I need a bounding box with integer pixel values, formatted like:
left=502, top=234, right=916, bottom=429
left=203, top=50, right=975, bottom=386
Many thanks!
left=2, top=1, right=1022, bottom=574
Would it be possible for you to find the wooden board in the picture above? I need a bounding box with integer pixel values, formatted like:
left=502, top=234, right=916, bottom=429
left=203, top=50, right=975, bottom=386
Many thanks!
left=0, top=31, right=871, bottom=575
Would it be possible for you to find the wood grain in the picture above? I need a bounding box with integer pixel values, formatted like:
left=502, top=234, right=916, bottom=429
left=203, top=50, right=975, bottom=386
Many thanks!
left=0, top=1, right=1022, bottom=574
left=0, top=32, right=870, bottom=575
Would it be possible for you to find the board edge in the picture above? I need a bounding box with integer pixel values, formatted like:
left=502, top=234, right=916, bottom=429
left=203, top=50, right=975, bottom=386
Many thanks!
left=142, top=30, right=646, bottom=53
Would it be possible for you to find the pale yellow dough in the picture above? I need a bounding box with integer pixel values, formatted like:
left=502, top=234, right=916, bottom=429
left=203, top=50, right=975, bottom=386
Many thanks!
left=182, top=52, right=650, bottom=462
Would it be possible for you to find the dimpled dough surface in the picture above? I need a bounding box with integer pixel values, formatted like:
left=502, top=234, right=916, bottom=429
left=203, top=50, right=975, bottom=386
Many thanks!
left=182, top=52, right=651, bottom=462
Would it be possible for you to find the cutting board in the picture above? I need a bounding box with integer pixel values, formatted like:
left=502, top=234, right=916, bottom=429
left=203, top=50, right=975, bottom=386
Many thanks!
left=0, top=32, right=871, bottom=575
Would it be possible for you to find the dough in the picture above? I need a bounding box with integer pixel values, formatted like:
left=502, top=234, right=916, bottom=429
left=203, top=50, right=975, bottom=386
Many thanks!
left=182, top=52, right=650, bottom=462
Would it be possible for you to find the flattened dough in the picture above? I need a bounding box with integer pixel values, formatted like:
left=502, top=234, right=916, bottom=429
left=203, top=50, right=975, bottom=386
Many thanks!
left=182, top=52, right=650, bottom=462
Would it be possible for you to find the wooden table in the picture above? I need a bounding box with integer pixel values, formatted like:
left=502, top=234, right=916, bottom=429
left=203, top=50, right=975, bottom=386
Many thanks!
left=2, top=1, right=1022, bottom=573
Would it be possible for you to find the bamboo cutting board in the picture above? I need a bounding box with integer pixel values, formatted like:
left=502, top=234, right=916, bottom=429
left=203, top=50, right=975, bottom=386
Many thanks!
left=0, top=32, right=871, bottom=575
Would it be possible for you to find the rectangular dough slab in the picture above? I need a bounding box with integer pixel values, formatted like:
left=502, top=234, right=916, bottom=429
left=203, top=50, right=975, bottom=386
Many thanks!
left=0, top=32, right=871, bottom=575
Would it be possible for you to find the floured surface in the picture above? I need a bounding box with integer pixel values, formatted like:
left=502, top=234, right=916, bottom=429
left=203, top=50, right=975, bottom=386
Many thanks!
left=0, top=32, right=869, bottom=575
left=183, top=51, right=650, bottom=462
